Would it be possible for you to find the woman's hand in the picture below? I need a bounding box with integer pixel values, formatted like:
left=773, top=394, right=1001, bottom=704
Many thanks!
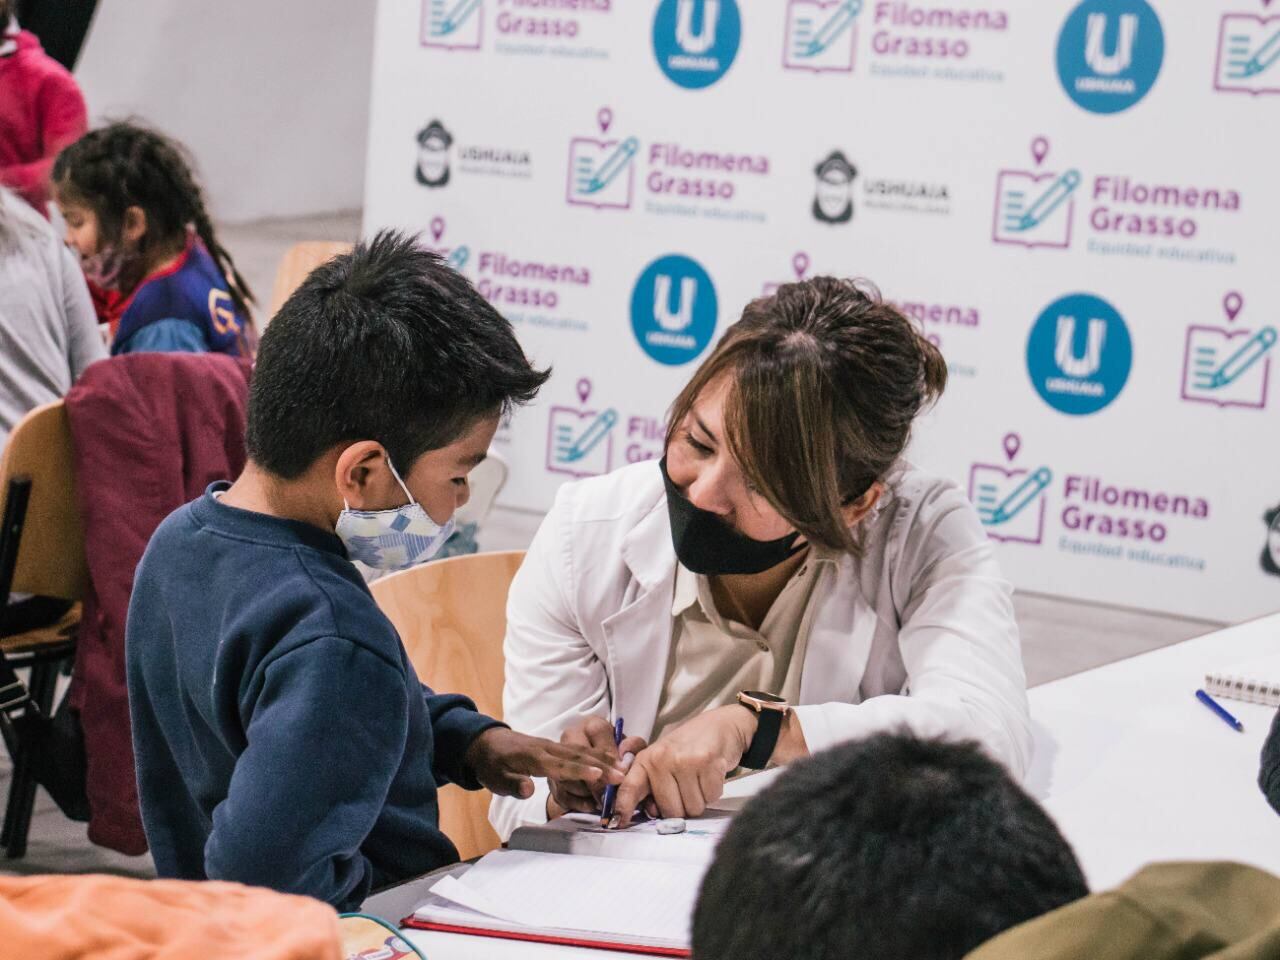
left=547, top=716, right=649, bottom=818
left=612, top=705, right=758, bottom=825
left=465, top=727, right=626, bottom=800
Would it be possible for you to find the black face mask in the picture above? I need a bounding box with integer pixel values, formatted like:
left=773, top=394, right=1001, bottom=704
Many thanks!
left=660, top=458, right=805, bottom=576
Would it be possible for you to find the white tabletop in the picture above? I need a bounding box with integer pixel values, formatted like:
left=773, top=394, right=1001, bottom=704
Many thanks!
left=369, top=614, right=1280, bottom=957
left=1025, top=611, right=1280, bottom=890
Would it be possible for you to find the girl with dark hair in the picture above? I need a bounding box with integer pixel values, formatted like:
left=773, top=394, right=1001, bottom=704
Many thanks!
left=51, top=122, right=255, bottom=356
left=492, top=276, right=1031, bottom=837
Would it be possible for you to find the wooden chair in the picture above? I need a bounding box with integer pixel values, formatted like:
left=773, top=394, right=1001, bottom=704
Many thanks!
left=0, top=401, right=88, bottom=857
left=370, top=550, right=524, bottom=860
left=268, top=241, right=354, bottom=320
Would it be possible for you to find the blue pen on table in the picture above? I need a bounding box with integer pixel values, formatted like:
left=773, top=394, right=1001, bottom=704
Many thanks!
left=600, top=717, right=624, bottom=828
left=1196, top=689, right=1244, bottom=732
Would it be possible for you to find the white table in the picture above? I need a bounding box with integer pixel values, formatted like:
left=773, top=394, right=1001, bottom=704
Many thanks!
left=1025, top=611, right=1280, bottom=890
left=368, top=614, right=1280, bottom=956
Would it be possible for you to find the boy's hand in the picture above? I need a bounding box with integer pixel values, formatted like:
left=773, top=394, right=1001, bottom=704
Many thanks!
left=547, top=716, right=648, bottom=817
left=465, top=727, right=626, bottom=800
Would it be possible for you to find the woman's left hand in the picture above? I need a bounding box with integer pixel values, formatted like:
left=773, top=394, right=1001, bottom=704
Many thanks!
left=611, top=705, right=757, bottom=825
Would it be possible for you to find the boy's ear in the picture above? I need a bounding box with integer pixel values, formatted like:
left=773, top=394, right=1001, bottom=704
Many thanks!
left=121, top=205, right=148, bottom=245
left=334, top=441, right=393, bottom=509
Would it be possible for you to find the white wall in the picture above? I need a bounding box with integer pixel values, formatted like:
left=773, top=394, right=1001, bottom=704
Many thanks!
left=75, top=0, right=374, bottom=223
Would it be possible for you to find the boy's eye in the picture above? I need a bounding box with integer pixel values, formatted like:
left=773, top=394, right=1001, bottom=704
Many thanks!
left=451, top=477, right=468, bottom=487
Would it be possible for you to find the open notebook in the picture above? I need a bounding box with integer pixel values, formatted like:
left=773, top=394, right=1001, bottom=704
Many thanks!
left=403, top=813, right=734, bottom=956
left=1205, top=652, right=1280, bottom=707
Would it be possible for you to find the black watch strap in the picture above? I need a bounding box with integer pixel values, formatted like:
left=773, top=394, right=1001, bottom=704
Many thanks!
left=739, top=706, right=783, bottom=770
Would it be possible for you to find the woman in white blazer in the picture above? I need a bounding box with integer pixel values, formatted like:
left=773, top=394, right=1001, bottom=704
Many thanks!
left=491, top=277, right=1031, bottom=839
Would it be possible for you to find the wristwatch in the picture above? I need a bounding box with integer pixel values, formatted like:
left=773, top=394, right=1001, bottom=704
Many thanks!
left=736, top=690, right=790, bottom=770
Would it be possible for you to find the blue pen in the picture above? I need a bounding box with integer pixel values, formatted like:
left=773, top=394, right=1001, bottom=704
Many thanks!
left=600, top=717, right=624, bottom=827
left=1196, top=689, right=1244, bottom=732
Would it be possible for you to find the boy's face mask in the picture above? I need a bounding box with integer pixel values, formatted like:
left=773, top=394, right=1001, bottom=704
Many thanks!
left=335, top=457, right=455, bottom=571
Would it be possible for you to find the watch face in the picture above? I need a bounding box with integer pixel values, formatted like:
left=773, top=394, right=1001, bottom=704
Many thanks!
left=743, top=690, right=786, bottom=704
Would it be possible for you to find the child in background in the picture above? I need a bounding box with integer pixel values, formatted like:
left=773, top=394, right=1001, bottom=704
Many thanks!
left=0, top=0, right=88, bottom=215
left=51, top=122, right=256, bottom=356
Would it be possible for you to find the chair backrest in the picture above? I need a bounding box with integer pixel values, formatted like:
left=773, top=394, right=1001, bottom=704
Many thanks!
left=0, top=401, right=87, bottom=600
left=267, top=241, right=355, bottom=320
left=369, top=550, right=525, bottom=860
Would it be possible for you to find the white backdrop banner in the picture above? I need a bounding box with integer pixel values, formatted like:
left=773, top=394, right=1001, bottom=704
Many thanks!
left=365, top=0, right=1280, bottom=622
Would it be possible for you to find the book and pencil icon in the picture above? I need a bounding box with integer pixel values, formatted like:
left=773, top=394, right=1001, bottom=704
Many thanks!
left=969, top=465, right=1052, bottom=545
left=422, top=0, right=483, bottom=48
left=993, top=169, right=1080, bottom=248
left=1215, top=15, right=1280, bottom=93
left=547, top=405, right=618, bottom=478
left=1181, top=326, right=1277, bottom=409
left=567, top=137, right=640, bottom=210
left=784, top=0, right=860, bottom=72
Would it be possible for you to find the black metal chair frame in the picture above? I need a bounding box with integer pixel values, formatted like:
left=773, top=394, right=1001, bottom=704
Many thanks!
left=0, top=476, right=78, bottom=858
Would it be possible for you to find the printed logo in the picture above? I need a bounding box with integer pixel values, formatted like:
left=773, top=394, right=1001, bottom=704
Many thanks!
left=1027, top=293, right=1132, bottom=416
left=653, top=0, right=742, bottom=89
left=1215, top=11, right=1280, bottom=95
left=567, top=108, right=639, bottom=210
left=421, top=0, right=484, bottom=49
left=630, top=254, right=718, bottom=365
left=415, top=120, right=453, bottom=188
left=993, top=137, right=1079, bottom=249
left=813, top=150, right=857, bottom=223
left=547, top=378, right=618, bottom=478
left=763, top=252, right=811, bottom=295
left=1262, top=503, right=1280, bottom=576
left=1056, top=0, right=1164, bottom=114
left=1181, top=291, right=1276, bottom=410
left=969, top=433, right=1052, bottom=545
left=424, top=217, right=471, bottom=272
left=784, top=0, right=861, bottom=73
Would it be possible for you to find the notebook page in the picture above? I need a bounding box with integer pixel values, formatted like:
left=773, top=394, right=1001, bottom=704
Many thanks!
left=425, top=848, right=702, bottom=945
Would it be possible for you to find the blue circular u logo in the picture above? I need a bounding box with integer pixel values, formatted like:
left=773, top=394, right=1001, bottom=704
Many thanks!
left=631, top=255, right=719, bottom=366
left=1056, top=0, right=1164, bottom=114
left=652, top=0, right=742, bottom=90
left=1027, top=293, right=1133, bottom=416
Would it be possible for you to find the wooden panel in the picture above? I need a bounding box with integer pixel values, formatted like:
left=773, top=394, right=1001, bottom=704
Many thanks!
left=0, top=402, right=87, bottom=601
left=371, top=550, right=525, bottom=860
left=268, top=241, right=354, bottom=319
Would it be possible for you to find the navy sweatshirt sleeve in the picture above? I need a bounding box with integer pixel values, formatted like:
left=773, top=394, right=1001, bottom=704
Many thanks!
left=205, top=636, right=409, bottom=909
left=424, top=684, right=505, bottom=790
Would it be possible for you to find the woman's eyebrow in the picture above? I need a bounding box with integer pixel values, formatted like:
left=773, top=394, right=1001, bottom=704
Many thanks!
left=693, top=414, right=718, bottom=444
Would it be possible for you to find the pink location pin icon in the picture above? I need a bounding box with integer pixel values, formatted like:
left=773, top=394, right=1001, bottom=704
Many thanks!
left=1030, top=137, right=1049, bottom=167
left=597, top=108, right=613, bottom=134
left=576, top=378, right=592, bottom=405
left=792, top=252, right=810, bottom=279
left=1223, top=291, right=1244, bottom=322
left=1002, top=432, right=1021, bottom=462
left=429, top=216, right=445, bottom=242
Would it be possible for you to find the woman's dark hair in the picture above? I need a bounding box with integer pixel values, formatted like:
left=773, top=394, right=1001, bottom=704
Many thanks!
left=665, top=276, right=947, bottom=553
left=51, top=121, right=254, bottom=317
left=246, top=229, right=550, bottom=479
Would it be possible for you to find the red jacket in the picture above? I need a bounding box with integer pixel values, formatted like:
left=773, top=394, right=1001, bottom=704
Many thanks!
left=0, top=28, right=88, bottom=213
left=64, top=353, right=251, bottom=854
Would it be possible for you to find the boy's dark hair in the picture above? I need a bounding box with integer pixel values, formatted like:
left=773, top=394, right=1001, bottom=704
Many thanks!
left=693, top=734, right=1088, bottom=960
left=51, top=121, right=254, bottom=318
left=246, top=229, right=549, bottom=479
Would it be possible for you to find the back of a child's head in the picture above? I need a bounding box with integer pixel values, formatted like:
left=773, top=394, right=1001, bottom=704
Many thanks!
left=692, top=734, right=1088, bottom=960
left=52, top=121, right=253, bottom=314
left=247, top=229, right=549, bottom=479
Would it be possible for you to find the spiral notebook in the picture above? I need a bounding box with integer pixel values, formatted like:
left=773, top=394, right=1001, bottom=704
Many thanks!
left=1204, top=652, right=1280, bottom=707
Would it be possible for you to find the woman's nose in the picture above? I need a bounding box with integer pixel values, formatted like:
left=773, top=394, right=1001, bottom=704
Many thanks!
left=685, top=470, right=731, bottom=516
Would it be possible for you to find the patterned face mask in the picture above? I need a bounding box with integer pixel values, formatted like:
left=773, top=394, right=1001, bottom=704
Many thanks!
left=334, top=457, right=456, bottom=571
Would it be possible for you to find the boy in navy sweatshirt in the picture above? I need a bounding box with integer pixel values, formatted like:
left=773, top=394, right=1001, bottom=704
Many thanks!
left=126, top=231, right=624, bottom=909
